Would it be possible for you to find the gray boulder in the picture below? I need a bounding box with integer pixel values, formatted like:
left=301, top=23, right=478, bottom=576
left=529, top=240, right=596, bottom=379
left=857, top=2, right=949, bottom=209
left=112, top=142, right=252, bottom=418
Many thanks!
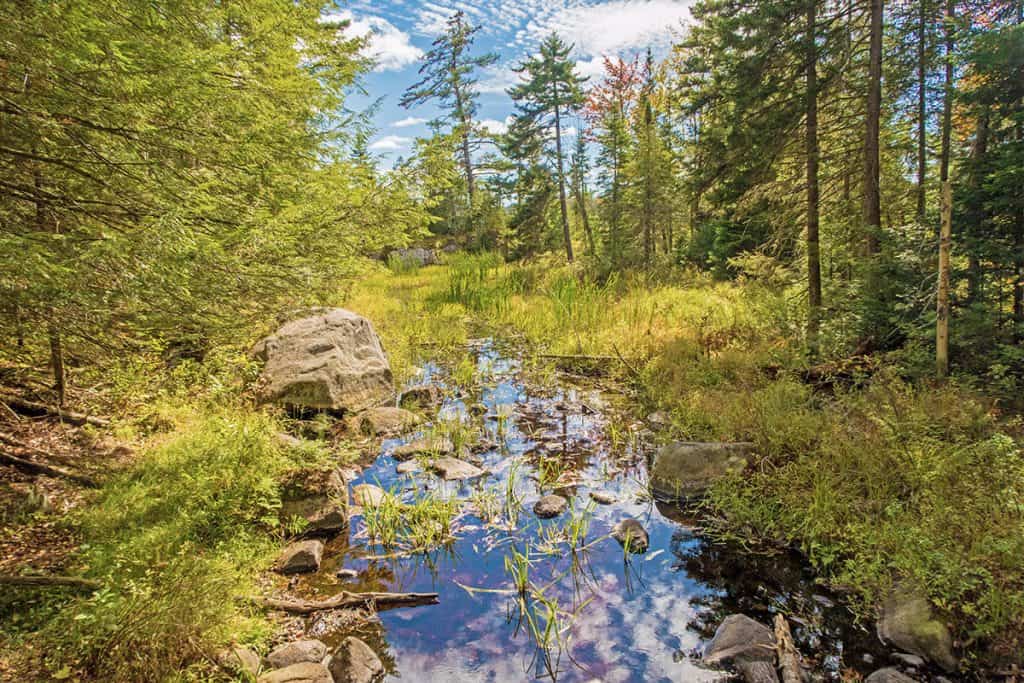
left=276, top=540, right=324, bottom=575
left=429, top=456, right=485, bottom=481
left=267, top=640, right=329, bottom=669
left=328, top=636, right=384, bottom=683
left=649, top=441, right=756, bottom=500
left=533, top=494, right=568, bottom=518
left=257, top=662, right=332, bottom=683
left=877, top=586, right=957, bottom=672
left=611, top=518, right=649, bottom=553
left=704, top=614, right=779, bottom=683
left=865, top=668, right=918, bottom=683
left=253, top=309, right=393, bottom=413
left=389, top=247, right=439, bottom=267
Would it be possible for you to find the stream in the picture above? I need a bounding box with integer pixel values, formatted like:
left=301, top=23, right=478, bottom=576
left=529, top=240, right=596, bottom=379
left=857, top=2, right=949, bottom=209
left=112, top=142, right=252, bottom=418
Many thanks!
left=291, top=338, right=888, bottom=682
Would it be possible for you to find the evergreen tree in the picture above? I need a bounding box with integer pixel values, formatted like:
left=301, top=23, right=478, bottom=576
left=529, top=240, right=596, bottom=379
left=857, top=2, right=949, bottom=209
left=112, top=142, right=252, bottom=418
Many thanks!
left=400, top=10, right=498, bottom=236
left=508, top=33, right=587, bottom=262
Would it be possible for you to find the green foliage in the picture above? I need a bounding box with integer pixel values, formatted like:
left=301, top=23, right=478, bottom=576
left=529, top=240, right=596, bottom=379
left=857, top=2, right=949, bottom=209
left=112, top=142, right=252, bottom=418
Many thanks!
left=33, top=412, right=293, bottom=681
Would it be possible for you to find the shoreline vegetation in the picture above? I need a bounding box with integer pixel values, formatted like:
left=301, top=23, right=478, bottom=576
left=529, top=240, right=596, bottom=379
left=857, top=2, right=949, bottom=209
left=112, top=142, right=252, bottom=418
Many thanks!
left=0, top=254, right=1022, bottom=680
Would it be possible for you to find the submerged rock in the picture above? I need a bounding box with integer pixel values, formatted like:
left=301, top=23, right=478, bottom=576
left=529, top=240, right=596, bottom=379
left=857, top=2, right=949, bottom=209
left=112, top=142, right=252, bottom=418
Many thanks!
left=217, top=646, right=260, bottom=677
left=589, top=490, right=616, bottom=505
left=395, top=460, right=419, bottom=475
left=429, top=456, right=484, bottom=481
left=352, top=483, right=387, bottom=507
left=267, top=640, right=328, bottom=669
left=649, top=441, right=756, bottom=500
left=352, top=406, right=421, bottom=436
left=533, top=494, right=568, bottom=518
left=258, top=662, right=332, bottom=683
left=611, top=518, right=649, bottom=553
left=704, top=614, right=779, bottom=683
left=276, top=540, right=324, bottom=575
left=392, top=437, right=454, bottom=461
left=877, top=586, right=957, bottom=672
left=253, top=308, right=393, bottom=413
left=865, top=668, right=918, bottom=683
left=328, top=636, right=384, bottom=683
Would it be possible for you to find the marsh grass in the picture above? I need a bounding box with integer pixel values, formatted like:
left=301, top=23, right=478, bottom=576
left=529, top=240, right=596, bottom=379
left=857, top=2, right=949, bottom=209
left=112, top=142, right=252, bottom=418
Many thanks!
left=363, top=488, right=460, bottom=552
left=357, top=254, right=1024, bottom=651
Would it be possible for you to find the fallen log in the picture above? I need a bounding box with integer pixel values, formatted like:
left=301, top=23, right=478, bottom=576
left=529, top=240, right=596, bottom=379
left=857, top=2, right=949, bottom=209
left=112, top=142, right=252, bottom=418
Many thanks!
left=773, top=614, right=804, bottom=683
left=0, top=449, right=100, bottom=488
left=249, top=590, right=439, bottom=615
left=0, top=574, right=102, bottom=590
left=0, top=394, right=111, bottom=428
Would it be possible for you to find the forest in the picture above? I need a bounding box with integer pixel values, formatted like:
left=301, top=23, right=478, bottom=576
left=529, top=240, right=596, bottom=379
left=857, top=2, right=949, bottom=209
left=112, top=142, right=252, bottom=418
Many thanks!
left=1, top=0, right=1022, bottom=681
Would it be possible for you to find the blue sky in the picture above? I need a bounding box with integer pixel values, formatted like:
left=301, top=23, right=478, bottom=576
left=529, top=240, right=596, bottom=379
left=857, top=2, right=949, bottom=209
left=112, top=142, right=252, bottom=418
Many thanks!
left=328, top=0, right=694, bottom=164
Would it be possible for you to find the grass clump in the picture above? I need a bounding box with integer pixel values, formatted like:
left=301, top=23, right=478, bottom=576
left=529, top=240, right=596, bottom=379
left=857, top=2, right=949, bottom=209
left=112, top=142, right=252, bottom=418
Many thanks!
left=20, top=411, right=295, bottom=682
left=363, top=488, right=460, bottom=552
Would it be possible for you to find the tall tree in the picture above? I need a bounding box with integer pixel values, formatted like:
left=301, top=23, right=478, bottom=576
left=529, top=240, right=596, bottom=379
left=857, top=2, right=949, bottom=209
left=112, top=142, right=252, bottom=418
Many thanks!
left=509, top=33, right=587, bottom=262
left=864, top=0, right=884, bottom=255
left=401, top=11, right=498, bottom=231
left=806, top=0, right=823, bottom=352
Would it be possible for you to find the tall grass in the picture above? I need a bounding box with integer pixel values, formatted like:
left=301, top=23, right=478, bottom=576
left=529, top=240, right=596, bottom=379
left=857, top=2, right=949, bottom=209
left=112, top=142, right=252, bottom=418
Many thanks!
left=25, top=412, right=294, bottom=681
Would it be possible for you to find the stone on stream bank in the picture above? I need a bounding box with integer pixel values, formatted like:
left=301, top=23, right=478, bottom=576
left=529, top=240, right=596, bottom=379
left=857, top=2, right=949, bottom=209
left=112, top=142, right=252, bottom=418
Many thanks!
left=650, top=441, right=756, bottom=500
left=258, top=662, right=332, bottom=683
left=277, top=540, right=324, bottom=574
left=253, top=309, right=393, bottom=413
left=328, top=636, right=384, bottom=683
left=399, top=383, right=442, bottom=409
left=217, top=646, right=261, bottom=677
left=877, top=586, right=958, bottom=672
left=267, top=640, right=329, bottom=669
left=865, top=668, right=918, bottom=683
left=352, top=483, right=386, bottom=507
left=350, top=407, right=420, bottom=436
left=704, top=614, right=779, bottom=683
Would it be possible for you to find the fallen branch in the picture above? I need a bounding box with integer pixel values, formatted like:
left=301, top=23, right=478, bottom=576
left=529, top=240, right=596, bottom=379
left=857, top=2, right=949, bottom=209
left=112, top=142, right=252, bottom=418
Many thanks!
left=773, top=614, right=804, bottom=683
left=248, top=590, right=439, bottom=615
left=0, top=449, right=100, bottom=487
left=0, top=574, right=101, bottom=590
left=0, top=432, right=79, bottom=466
left=537, top=353, right=627, bottom=362
left=611, top=343, right=643, bottom=380
left=0, top=394, right=111, bottom=428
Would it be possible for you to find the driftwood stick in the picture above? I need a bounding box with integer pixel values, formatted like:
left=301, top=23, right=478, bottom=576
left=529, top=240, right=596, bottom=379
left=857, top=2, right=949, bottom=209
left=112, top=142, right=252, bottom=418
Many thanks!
left=249, top=591, right=439, bottom=615
left=0, top=574, right=102, bottom=590
left=773, top=614, right=804, bottom=683
left=611, top=343, right=643, bottom=379
left=0, top=394, right=111, bottom=428
left=537, top=353, right=626, bottom=362
left=0, top=449, right=100, bottom=487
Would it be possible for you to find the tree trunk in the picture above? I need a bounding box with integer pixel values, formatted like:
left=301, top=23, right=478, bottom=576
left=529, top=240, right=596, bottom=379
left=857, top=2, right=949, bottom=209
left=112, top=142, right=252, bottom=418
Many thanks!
left=916, top=0, right=929, bottom=221
left=863, top=0, right=883, bottom=254
left=939, top=0, right=954, bottom=184
left=937, top=181, right=952, bottom=377
left=452, top=75, right=476, bottom=233
left=806, top=0, right=822, bottom=354
left=553, top=100, right=574, bottom=263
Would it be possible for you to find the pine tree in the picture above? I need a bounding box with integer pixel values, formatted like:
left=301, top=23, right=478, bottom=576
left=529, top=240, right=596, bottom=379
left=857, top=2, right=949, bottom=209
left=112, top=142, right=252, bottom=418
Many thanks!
left=508, top=33, right=587, bottom=262
left=400, top=11, right=498, bottom=235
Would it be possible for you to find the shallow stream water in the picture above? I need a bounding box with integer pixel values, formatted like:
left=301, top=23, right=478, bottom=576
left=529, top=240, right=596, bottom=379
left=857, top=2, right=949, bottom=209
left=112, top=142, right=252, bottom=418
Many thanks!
left=292, top=339, right=890, bottom=682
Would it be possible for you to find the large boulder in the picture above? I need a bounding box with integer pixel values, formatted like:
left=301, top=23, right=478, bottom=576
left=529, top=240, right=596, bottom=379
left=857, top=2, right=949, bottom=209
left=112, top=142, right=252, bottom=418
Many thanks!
left=704, top=614, right=779, bottom=683
left=253, top=309, right=393, bottom=413
left=649, top=441, right=756, bottom=500
left=877, top=586, right=957, bottom=673
left=388, top=247, right=439, bottom=268
left=328, top=636, right=384, bottom=683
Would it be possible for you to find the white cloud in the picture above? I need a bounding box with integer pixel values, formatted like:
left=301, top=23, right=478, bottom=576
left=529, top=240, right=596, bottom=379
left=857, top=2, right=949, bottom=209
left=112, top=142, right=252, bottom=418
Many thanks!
left=477, top=64, right=522, bottom=94
left=392, top=116, right=428, bottom=128
left=325, top=10, right=423, bottom=72
left=369, top=135, right=412, bottom=151
left=479, top=118, right=510, bottom=135
left=534, top=0, right=692, bottom=58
